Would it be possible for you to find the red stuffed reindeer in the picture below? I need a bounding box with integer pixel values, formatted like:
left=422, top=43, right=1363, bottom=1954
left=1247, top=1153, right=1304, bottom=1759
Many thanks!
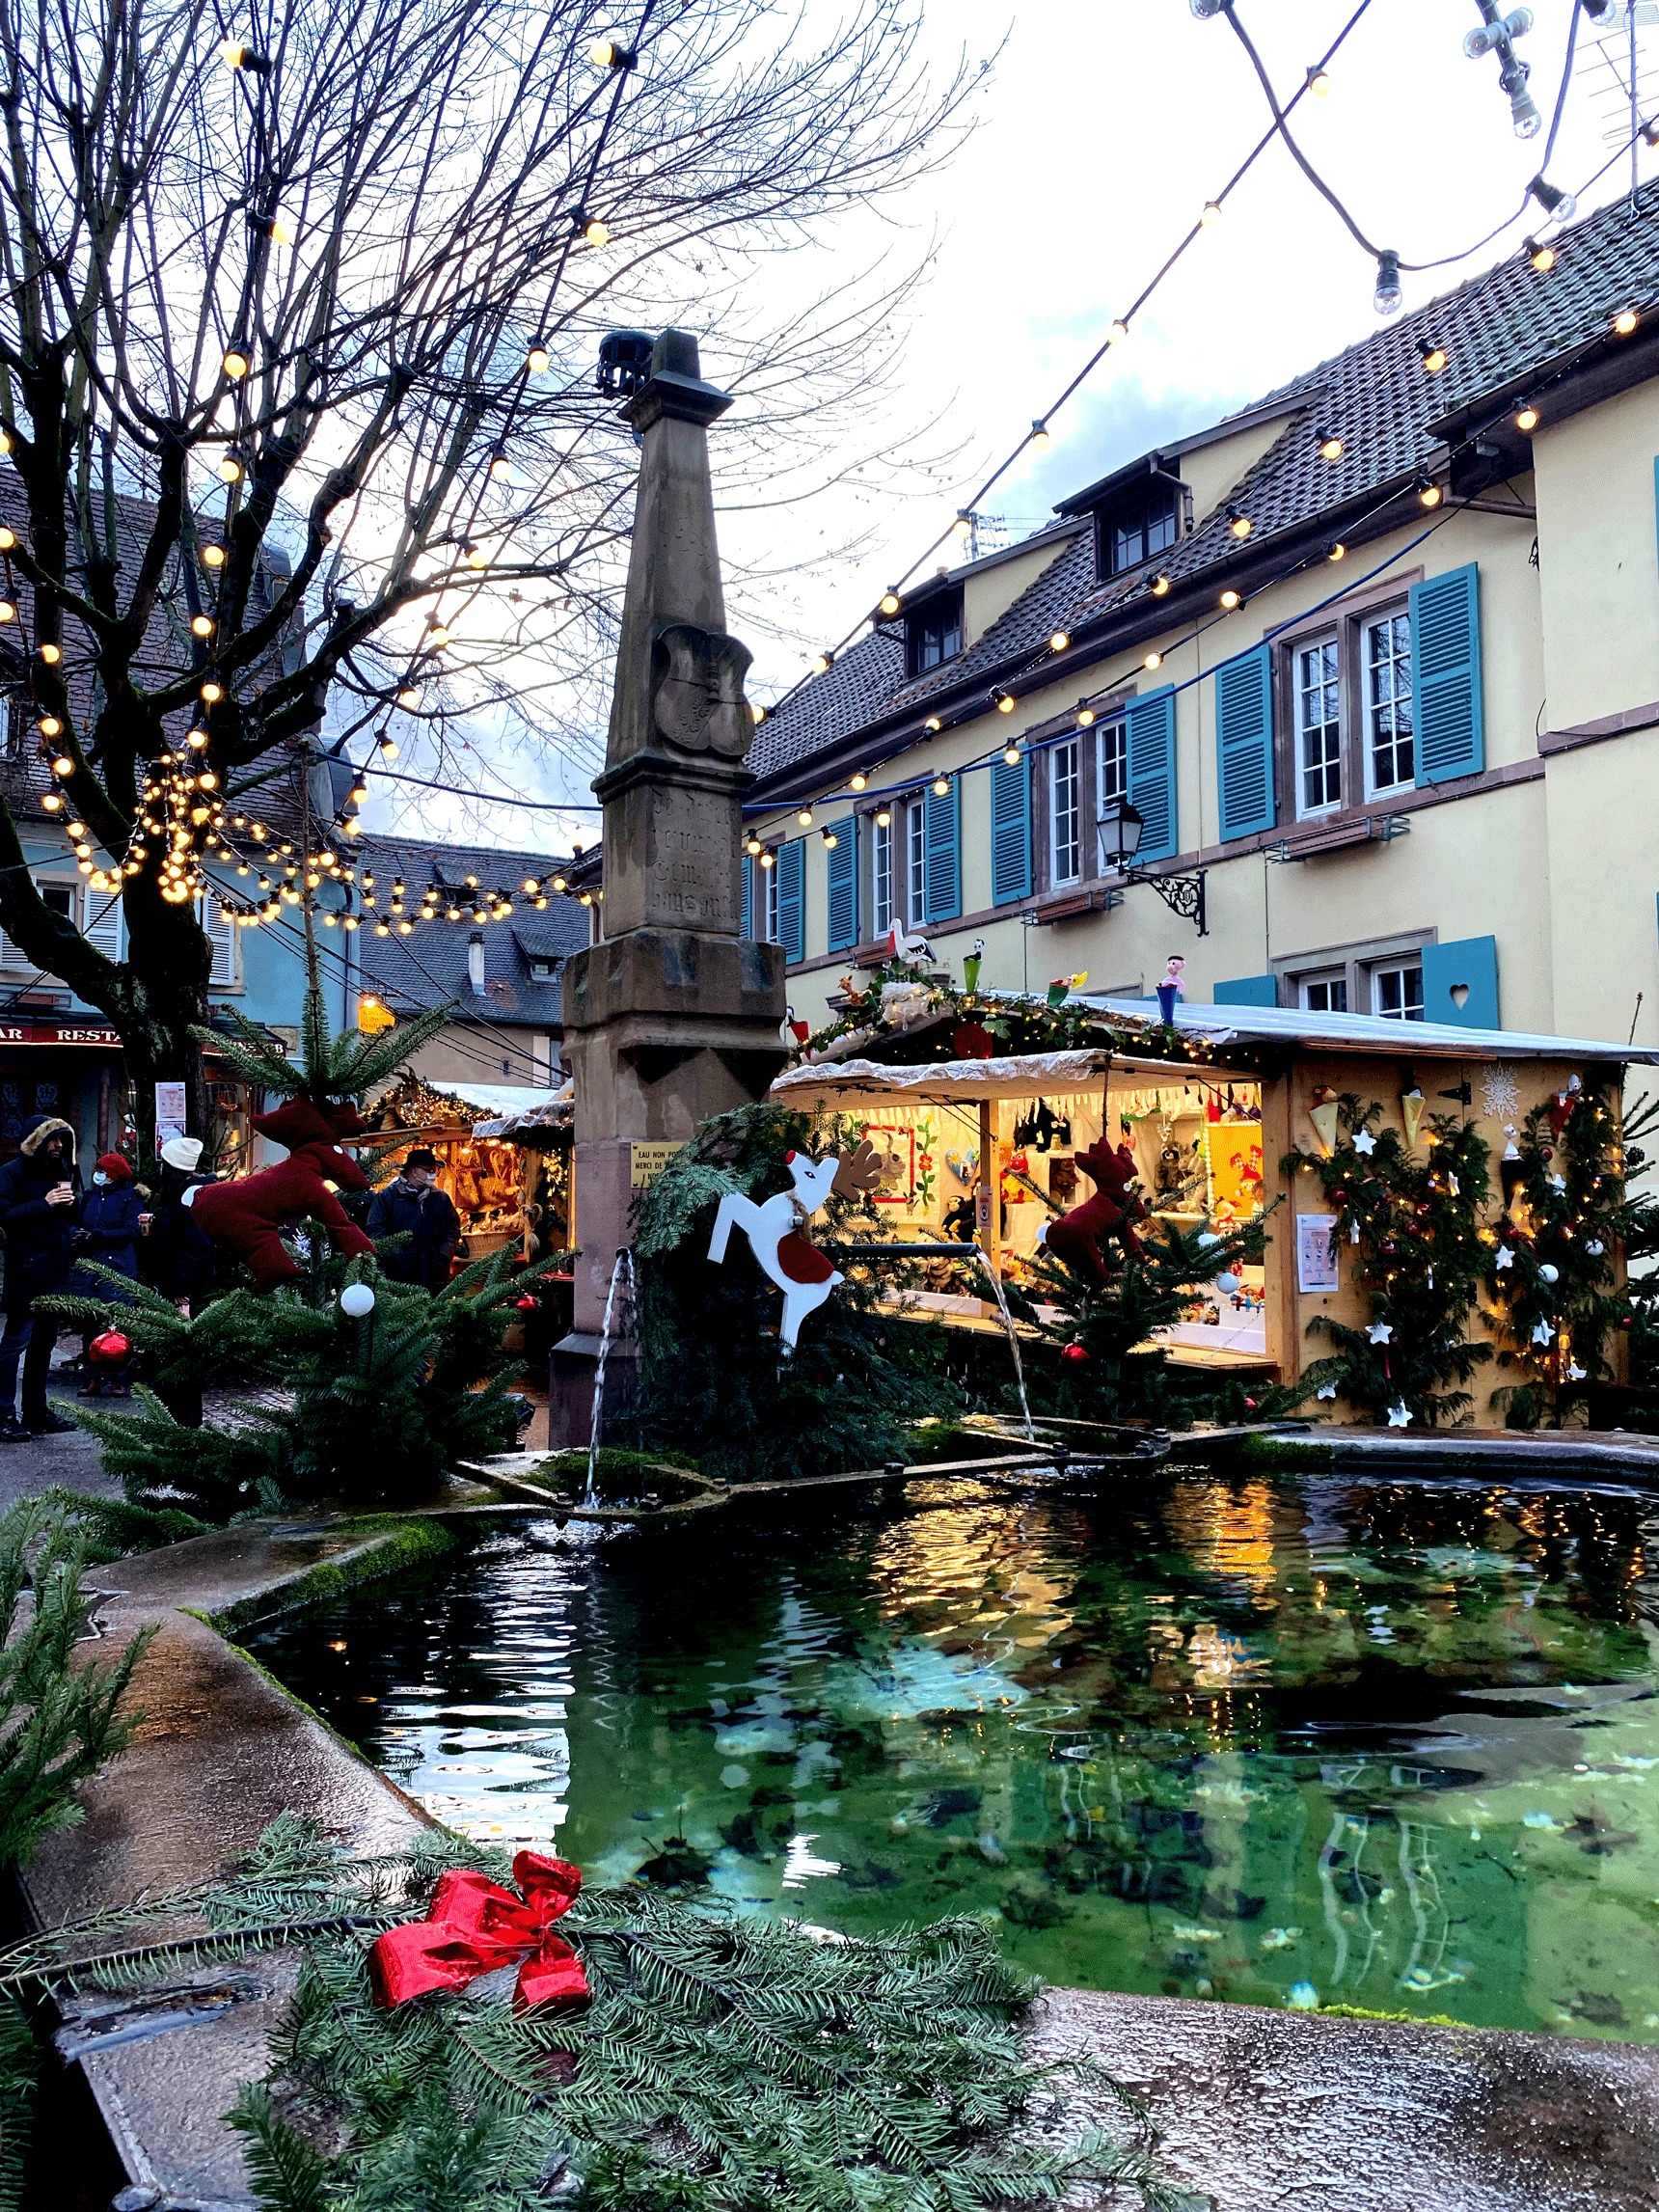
left=1041, top=1137, right=1148, bottom=1285
left=185, top=1099, right=375, bottom=1289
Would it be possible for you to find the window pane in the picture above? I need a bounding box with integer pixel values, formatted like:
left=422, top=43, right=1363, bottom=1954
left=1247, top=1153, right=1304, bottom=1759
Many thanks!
left=1050, top=741, right=1080, bottom=885
left=765, top=865, right=779, bottom=943
left=1095, top=720, right=1129, bottom=872
left=1373, top=961, right=1424, bottom=1021
left=1300, top=972, right=1348, bottom=1013
left=1296, top=638, right=1342, bottom=813
left=907, top=801, right=926, bottom=924
left=872, top=817, right=892, bottom=936
left=1365, top=613, right=1414, bottom=791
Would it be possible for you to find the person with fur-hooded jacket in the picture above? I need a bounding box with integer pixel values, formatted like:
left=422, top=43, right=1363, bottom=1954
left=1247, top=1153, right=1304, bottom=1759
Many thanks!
left=0, top=1113, right=83, bottom=1438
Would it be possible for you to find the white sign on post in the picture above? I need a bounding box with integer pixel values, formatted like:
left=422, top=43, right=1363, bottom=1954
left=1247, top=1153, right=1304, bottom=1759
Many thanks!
left=1296, top=1213, right=1340, bottom=1295
left=154, top=1080, right=188, bottom=1149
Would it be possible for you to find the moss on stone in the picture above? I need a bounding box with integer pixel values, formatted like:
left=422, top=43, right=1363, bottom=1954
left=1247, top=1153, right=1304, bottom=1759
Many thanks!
left=209, top=1516, right=455, bottom=1635
left=1313, top=2002, right=1472, bottom=2029
left=1236, top=1431, right=1334, bottom=1470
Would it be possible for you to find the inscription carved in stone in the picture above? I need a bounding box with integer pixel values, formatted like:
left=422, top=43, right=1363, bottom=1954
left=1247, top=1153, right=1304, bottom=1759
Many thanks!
left=651, top=622, right=754, bottom=757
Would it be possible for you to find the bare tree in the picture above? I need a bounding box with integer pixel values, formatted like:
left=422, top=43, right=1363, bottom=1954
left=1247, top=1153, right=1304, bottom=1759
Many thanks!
left=0, top=0, right=975, bottom=1130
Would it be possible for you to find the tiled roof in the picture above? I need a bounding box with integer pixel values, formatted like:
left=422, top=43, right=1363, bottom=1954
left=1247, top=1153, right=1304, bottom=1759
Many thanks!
left=749, top=623, right=907, bottom=778
left=352, top=831, right=586, bottom=1030
left=754, top=179, right=1659, bottom=787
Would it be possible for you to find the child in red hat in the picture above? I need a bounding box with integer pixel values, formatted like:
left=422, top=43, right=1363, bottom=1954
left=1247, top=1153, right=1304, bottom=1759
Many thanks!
left=72, top=1152, right=143, bottom=1395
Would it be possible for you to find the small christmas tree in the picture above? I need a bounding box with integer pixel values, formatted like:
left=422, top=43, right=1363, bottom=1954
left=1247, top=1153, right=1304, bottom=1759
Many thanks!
left=1483, top=1076, right=1639, bottom=1426
left=1019, top=1212, right=1265, bottom=1425
left=1283, top=1098, right=1491, bottom=1427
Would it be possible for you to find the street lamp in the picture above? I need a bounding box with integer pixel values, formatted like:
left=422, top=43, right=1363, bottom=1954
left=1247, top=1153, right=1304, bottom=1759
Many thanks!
left=1097, top=795, right=1145, bottom=872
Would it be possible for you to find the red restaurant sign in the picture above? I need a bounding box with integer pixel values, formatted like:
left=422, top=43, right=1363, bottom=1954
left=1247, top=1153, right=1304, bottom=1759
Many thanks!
left=0, top=1022, right=122, bottom=1048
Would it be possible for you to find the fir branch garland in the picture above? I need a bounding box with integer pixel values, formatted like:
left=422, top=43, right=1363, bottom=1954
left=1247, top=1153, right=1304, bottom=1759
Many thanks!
left=6, top=1817, right=1180, bottom=2212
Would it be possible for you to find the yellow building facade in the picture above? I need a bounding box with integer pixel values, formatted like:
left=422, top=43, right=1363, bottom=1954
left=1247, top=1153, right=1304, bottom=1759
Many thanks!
left=734, top=187, right=1659, bottom=1070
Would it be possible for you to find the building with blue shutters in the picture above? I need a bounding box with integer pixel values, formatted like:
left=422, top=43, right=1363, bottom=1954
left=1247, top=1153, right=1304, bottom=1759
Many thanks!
left=737, top=182, right=1659, bottom=1066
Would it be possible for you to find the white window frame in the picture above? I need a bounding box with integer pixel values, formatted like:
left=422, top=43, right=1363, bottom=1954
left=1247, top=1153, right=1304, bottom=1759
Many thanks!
left=1362, top=609, right=1415, bottom=797
left=0, top=876, right=103, bottom=975
left=871, top=813, right=893, bottom=937
left=764, top=860, right=780, bottom=944
left=1094, top=717, right=1129, bottom=875
left=1294, top=635, right=1343, bottom=818
left=1370, top=957, right=1425, bottom=1021
left=1298, top=967, right=1348, bottom=1014
left=905, top=798, right=927, bottom=927
left=1049, top=739, right=1081, bottom=887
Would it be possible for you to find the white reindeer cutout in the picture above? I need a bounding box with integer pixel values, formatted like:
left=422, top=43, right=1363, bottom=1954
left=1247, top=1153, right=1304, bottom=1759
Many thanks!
left=707, top=1143, right=882, bottom=1350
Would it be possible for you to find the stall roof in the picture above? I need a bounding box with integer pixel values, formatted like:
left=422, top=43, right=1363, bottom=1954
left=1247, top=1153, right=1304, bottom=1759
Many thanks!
left=775, top=1051, right=1118, bottom=1106
left=1078, top=999, right=1659, bottom=1065
left=474, top=1080, right=574, bottom=1138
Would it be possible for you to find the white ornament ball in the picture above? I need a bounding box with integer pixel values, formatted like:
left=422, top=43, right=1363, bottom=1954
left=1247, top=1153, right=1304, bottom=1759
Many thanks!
left=1216, top=1271, right=1241, bottom=1295
left=1537, top=1264, right=1560, bottom=1285
left=340, top=1282, right=377, bottom=1318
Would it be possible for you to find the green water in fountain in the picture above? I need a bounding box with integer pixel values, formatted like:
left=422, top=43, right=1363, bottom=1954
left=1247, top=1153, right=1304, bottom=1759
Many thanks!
left=249, top=1472, right=1659, bottom=2039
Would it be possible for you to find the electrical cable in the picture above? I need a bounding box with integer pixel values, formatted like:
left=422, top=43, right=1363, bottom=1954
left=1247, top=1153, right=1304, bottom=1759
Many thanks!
left=768, top=0, right=1618, bottom=719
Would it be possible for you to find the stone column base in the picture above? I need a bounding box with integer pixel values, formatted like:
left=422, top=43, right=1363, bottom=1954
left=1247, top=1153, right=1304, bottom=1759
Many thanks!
left=548, top=1333, right=639, bottom=1454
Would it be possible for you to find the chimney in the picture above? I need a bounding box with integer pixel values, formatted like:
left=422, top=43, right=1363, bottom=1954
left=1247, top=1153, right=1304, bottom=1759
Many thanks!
left=467, top=930, right=486, bottom=996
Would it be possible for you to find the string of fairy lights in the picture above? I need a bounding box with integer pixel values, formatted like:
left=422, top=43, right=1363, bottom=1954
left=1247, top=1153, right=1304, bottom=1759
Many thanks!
left=741, top=109, right=1659, bottom=867
left=0, top=15, right=656, bottom=941
left=765, top=0, right=1639, bottom=726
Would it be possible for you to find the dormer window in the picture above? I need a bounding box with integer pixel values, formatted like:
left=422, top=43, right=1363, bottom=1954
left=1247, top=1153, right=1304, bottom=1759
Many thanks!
left=905, top=587, right=964, bottom=677
left=1103, top=485, right=1180, bottom=578
left=529, top=956, right=558, bottom=981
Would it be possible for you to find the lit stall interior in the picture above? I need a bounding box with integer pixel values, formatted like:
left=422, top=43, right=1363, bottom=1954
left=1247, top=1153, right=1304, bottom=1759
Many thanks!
left=793, top=1055, right=1266, bottom=1364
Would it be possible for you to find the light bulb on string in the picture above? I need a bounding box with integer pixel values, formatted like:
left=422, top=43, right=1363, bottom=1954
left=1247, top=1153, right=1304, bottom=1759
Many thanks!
left=39, top=644, right=60, bottom=665
left=1199, top=200, right=1221, bottom=226
left=1031, top=420, right=1051, bottom=451
left=850, top=771, right=867, bottom=792
left=878, top=590, right=901, bottom=616
left=1049, top=631, right=1070, bottom=652
left=0, top=601, right=14, bottom=624
left=1373, top=250, right=1402, bottom=316
left=528, top=342, right=551, bottom=372
left=191, top=614, right=214, bottom=638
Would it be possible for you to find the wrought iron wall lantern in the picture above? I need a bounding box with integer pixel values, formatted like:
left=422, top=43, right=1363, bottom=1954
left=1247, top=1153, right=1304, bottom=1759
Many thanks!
left=1097, top=795, right=1209, bottom=936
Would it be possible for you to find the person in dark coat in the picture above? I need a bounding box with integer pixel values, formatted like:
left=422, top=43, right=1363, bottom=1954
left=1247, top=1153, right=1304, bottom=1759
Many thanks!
left=0, top=1113, right=82, bottom=1439
left=365, top=1148, right=461, bottom=1289
left=140, top=1134, right=219, bottom=1428
left=72, top=1152, right=143, bottom=1398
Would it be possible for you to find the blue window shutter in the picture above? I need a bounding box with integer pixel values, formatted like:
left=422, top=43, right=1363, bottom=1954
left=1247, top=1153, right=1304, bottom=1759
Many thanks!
left=1214, top=645, right=1275, bottom=839
left=1422, top=935, right=1498, bottom=1028
left=1212, top=973, right=1278, bottom=1007
left=1127, top=686, right=1178, bottom=863
left=923, top=777, right=961, bottom=925
left=777, top=838, right=805, bottom=966
left=741, top=854, right=752, bottom=940
left=825, top=816, right=857, bottom=952
left=990, top=753, right=1031, bottom=906
left=1410, top=563, right=1483, bottom=785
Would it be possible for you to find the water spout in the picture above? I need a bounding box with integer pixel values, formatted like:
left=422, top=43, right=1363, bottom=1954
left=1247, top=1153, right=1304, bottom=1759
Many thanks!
left=973, top=1247, right=1035, bottom=1441
left=585, top=1248, right=636, bottom=1506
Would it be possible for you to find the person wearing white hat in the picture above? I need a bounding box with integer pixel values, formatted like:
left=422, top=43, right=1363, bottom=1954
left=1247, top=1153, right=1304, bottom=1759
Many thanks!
left=141, top=1136, right=218, bottom=1426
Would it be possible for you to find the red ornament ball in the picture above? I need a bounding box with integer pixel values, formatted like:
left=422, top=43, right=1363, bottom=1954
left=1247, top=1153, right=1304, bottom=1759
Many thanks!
left=513, top=1295, right=538, bottom=1311
left=1062, top=1343, right=1089, bottom=1363
left=88, top=1328, right=130, bottom=1365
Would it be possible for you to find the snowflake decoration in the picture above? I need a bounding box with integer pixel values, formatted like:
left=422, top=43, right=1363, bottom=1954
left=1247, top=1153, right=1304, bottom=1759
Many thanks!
left=1481, top=1063, right=1521, bottom=1122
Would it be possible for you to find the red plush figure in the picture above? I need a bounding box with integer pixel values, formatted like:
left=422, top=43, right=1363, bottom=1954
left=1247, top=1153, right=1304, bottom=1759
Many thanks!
left=1042, top=1138, right=1148, bottom=1284
left=186, top=1100, right=375, bottom=1289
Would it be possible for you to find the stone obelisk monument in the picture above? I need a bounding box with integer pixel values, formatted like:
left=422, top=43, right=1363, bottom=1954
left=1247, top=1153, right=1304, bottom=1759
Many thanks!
left=551, top=330, right=787, bottom=1442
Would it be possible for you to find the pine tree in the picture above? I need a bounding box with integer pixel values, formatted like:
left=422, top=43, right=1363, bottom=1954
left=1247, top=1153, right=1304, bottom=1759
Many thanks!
left=1283, top=1099, right=1492, bottom=1426
left=1018, top=1213, right=1267, bottom=1425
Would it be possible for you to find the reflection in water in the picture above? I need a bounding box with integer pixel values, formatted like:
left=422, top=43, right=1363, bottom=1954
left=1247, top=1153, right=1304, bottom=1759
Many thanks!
left=251, top=1472, right=1659, bottom=2041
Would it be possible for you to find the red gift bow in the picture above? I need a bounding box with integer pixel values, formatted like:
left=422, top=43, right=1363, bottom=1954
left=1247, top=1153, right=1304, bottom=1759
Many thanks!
left=370, top=1852, right=591, bottom=2011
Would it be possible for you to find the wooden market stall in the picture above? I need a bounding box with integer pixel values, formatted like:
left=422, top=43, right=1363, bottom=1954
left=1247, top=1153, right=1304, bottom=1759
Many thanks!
left=366, top=1073, right=572, bottom=1265
left=773, top=997, right=1659, bottom=1421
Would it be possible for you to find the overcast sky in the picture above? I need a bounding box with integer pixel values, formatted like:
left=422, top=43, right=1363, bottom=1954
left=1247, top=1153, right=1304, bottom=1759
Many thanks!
left=379, top=0, right=1658, bottom=853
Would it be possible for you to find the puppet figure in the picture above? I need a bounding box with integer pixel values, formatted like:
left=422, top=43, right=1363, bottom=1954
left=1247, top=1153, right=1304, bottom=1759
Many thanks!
left=186, top=1099, right=374, bottom=1289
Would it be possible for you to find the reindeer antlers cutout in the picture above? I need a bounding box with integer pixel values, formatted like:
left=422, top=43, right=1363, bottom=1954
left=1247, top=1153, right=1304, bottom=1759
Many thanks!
left=832, top=1140, right=884, bottom=1198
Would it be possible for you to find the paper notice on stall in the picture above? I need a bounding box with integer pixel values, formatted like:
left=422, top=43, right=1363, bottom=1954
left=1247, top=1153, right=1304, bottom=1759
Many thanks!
left=1296, top=1214, right=1340, bottom=1295
left=154, top=1080, right=187, bottom=1148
